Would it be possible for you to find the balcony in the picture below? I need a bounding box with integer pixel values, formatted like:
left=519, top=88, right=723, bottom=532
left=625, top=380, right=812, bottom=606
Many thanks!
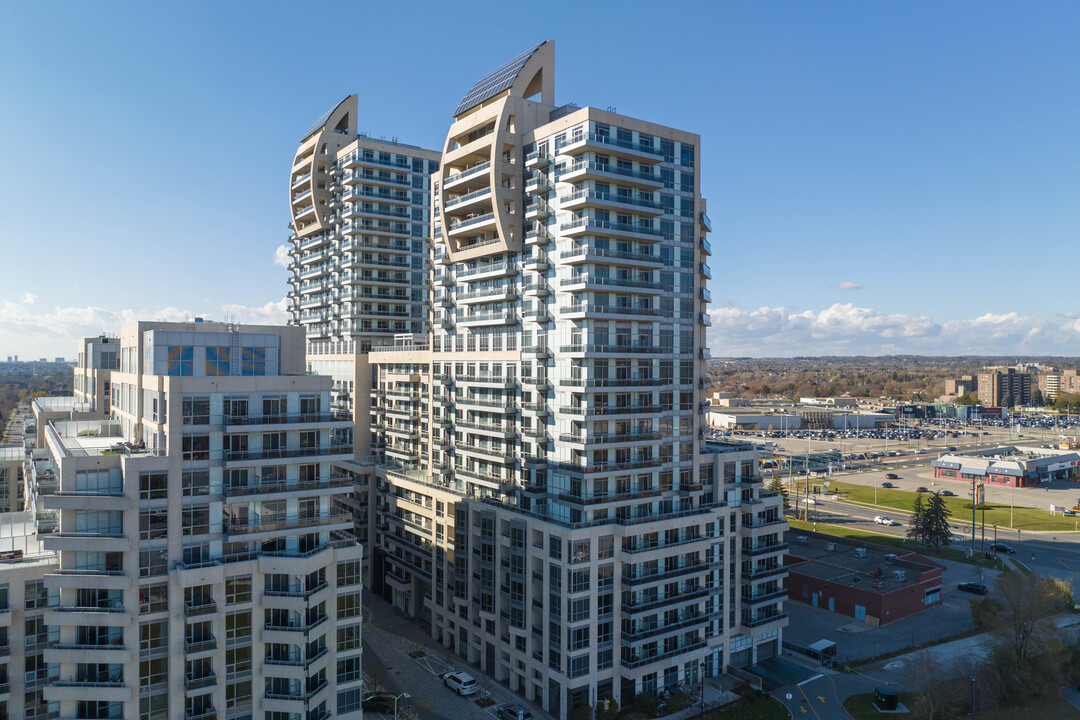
left=184, top=672, right=217, bottom=691
left=183, top=601, right=217, bottom=618
left=224, top=474, right=352, bottom=499
left=223, top=411, right=351, bottom=428
left=443, top=161, right=491, bottom=189
left=742, top=541, right=789, bottom=557
left=620, top=638, right=707, bottom=669
left=184, top=636, right=217, bottom=655
left=559, top=189, right=663, bottom=216
left=561, top=216, right=664, bottom=241
left=263, top=613, right=328, bottom=634
left=741, top=612, right=788, bottom=629
left=558, top=160, right=663, bottom=189
left=557, top=132, right=664, bottom=161
left=224, top=511, right=353, bottom=538
left=222, top=443, right=353, bottom=464
left=447, top=213, right=497, bottom=237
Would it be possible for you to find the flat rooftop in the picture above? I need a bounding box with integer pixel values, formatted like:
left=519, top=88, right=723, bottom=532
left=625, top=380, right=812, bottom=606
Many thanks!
left=784, top=531, right=941, bottom=594
left=49, top=420, right=126, bottom=457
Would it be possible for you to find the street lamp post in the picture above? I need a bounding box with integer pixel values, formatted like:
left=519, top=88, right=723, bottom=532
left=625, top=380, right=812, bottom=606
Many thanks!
left=395, top=692, right=410, bottom=720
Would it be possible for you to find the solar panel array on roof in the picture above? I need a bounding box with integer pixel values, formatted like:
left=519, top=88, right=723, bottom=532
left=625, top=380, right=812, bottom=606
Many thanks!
left=301, top=97, right=348, bottom=142
left=454, top=41, right=546, bottom=117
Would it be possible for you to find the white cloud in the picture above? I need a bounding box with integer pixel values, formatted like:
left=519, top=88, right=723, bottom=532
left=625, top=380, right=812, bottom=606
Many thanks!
left=708, top=303, right=1080, bottom=356
left=829, top=281, right=863, bottom=290
left=222, top=298, right=289, bottom=326
left=0, top=298, right=291, bottom=359
left=273, top=244, right=291, bottom=269
left=20, top=292, right=37, bottom=304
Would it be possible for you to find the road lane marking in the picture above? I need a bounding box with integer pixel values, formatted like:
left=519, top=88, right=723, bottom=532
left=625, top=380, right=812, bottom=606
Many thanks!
left=797, top=674, right=823, bottom=686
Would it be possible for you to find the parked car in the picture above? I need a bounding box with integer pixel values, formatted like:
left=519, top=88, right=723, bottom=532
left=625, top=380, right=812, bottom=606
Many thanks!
left=880, top=482, right=894, bottom=488
left=939, top=490, right=956, bottom=497
left=915, top=486, right=929, bottom=493
left=947, top=446, right=958, bottom=452
left=362, top=693, right=398, bottom=712
left=499, top=705, right=534, bottom=720
left=444, top=671, right=479, bottom=696
left=957, top=582, right=989, bottom=595
left=989, top=543, right=1016, bottom=554
left=874, top=516, right=898, bottom=526
left=885, top=473, right=899, bottom=480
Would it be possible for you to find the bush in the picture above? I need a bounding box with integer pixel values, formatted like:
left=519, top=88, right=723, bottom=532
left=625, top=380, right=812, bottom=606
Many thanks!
left=597, top=696, right=619, bottom=720
left=970, top=597, right=999, bottom=628
left=569, top=703, right=593, bottom=720
left=634, top=692, right=659, bottom=717
left=665, top=692, right=693, bottom=712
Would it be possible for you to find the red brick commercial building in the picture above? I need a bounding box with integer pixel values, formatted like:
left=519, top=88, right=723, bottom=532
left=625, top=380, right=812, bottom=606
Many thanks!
left=783, top=531, right=945, bottom=625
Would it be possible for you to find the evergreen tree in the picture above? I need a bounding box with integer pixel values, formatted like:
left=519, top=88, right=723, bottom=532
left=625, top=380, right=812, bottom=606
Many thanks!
left=922, top=492, right=954, bottom=549
left=907, top=493, right=926, bottom=545
left=1032, top=388, right=1045, bottom=407
left=766, top=475, right=789, bottom=511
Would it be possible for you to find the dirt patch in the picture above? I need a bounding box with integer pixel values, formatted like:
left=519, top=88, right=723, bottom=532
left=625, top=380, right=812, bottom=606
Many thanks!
left=476, top=697, right=497, bottom=708
left=408, top=650, right=427, bottom=659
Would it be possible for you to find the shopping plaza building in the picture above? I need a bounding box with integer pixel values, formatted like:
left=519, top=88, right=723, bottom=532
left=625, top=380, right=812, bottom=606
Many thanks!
left=285, top=40, right=787, bottom=717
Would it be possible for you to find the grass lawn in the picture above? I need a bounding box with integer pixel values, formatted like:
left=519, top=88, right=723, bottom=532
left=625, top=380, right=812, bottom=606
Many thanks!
left=843, top=692, right=922, bottom=719
left=790, top=479, right=1079, bottom=532
left=703, top=693, right=788, bottom=720
left=787, top=518, right=1004, bottom=568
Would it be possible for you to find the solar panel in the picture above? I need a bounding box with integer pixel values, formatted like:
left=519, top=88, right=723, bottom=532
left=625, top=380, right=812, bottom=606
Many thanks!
left=300, top=97, right=348, bottom=142
left=454, top=41, right=546, bottom=117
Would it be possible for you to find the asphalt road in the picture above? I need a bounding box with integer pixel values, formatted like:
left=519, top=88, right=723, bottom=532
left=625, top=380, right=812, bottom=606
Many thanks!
left=803, top=496, right=1080, bottom=591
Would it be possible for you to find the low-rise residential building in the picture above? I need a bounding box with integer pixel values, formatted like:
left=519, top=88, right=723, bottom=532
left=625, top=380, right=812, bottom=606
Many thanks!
left=0, top=446, right=23, bottom=512
left=932, top=445, right=1080, bottom=487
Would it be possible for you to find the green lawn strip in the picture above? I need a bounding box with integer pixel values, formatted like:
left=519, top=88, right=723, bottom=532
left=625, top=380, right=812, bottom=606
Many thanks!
left=791, top=479, right=1078, bottom=532
left=701, top=693, right=789, bottom=720
left=787, top=519, right=1002, bottom=568
left=843, top=692, right=923, bottom=720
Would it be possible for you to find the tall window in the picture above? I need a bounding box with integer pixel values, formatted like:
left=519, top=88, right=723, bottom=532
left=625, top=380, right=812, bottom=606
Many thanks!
left=167, top=347, right=193, bottom=376
left=205, top=347, right=230, bottom=376
left=241, top=347, right=266, bottom=376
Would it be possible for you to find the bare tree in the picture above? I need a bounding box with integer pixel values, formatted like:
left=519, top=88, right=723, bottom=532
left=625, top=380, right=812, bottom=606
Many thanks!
left=902, top=650, right=961, bottom=720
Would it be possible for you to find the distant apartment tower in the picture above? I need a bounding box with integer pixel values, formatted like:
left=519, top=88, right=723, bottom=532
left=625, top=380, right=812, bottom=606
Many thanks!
left=2, top=321, right=365, bottom=720
left=944, top=375, right=976, bottom=397
left=1038, top=369, right=1080, bottom=401
left=977, top=368, right=1031, bottom=407
left=361, top=41, right=786, bottom=718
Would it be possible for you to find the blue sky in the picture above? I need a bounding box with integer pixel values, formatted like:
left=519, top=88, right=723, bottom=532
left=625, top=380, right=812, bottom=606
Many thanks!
left=2, top=1, right=1078, bottom=358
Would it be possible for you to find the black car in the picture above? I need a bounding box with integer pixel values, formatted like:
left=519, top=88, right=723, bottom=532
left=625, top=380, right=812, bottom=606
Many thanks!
left=939, top=490, right=955, bottom=497
left=362, top=693, right=398, bottom=712
left=989, top=543, right=1016, bottom=554
left=957, top=582, right=989, bottom=595
left=880, top=482, right=894, bottom=488
left=885, top=473, right=899, bottom=480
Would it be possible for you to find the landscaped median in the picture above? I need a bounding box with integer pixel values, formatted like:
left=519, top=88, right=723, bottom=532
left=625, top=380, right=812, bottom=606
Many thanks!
left=790, top=479, right=1080, bottom=532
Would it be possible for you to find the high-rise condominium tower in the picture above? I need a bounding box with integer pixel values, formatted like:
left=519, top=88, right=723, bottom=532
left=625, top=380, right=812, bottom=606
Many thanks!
left=1, top=321, right=365, bottom=720
left=359, top=41, right=787, bottom=719
left=286, top=94, right=441, bottom=360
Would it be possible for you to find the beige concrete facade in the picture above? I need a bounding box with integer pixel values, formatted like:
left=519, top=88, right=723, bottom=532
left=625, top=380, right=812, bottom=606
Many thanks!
left=355, top=41, right=786, bottom=719
left=2, top=321, right=365, bottom=720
